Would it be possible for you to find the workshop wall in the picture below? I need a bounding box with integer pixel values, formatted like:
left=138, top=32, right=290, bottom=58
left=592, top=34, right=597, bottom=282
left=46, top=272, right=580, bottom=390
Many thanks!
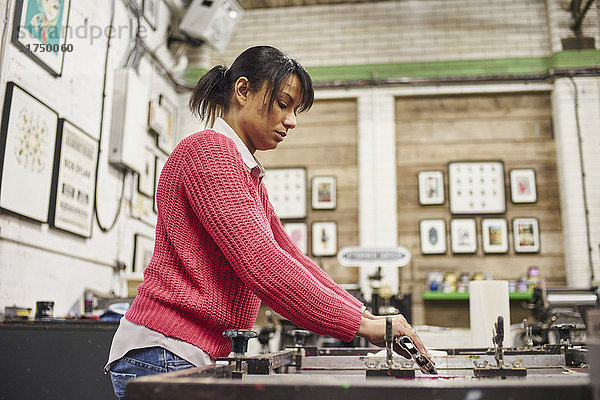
left=0, top=0, right=187, bottom=316
left=259, top=98, right=360, bottom=285
left=395, top=91, right=562, bottom=326
left=213, top=0, right=600, bottom=326
left=223, top=0, right=555, bottom=66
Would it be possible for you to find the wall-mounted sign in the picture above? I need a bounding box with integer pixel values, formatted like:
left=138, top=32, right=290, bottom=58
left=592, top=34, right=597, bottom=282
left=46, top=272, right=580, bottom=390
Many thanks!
left=337, top=246, right=411, bottom=267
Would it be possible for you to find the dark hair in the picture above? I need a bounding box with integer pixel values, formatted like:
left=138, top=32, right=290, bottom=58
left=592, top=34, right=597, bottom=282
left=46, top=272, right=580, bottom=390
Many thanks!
left=189, top=46, right=314, bottom=124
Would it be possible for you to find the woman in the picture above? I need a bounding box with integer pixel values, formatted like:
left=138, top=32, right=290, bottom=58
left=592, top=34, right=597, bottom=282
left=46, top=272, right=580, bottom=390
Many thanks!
left=106, top=45, right=430, bottom=399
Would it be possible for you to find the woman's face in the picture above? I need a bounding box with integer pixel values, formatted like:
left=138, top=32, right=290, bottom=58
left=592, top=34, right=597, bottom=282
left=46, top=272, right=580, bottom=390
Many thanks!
left=238, top=74, right=302, bottom=154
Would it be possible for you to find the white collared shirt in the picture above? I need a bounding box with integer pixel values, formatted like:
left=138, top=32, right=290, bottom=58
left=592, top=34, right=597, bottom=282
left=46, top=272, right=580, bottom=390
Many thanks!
left=211, top=118, right=265, bottom=180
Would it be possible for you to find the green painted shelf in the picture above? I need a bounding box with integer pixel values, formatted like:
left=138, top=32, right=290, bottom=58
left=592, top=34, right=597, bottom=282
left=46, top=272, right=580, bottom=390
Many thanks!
left=423, top=291, right=533, bottom=300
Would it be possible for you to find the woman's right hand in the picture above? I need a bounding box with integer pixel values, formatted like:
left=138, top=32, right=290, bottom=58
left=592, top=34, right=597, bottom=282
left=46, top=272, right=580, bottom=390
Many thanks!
left=356, top=314, right=432, bottom=360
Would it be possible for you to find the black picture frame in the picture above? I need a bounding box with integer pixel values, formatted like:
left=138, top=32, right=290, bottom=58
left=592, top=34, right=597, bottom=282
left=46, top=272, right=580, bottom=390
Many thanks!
left=513, top=217, right=540, bottom=253
left=11, top=0, right=72, bottom=77
left=510, top=168, right=537, bottom=204
left=311, top=176, right=337, bottom=210
left=419, top=219, right=447, bottom=255
left=448, top=160, right=506, bottom=214
left=0, top=82, right=58, bottom=223
left=48, top=119, right=99, bottom=238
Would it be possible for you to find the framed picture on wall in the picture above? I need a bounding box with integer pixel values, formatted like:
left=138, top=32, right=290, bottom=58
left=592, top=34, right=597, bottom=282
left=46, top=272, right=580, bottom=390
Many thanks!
left=312, top=221, right=337, bottom=256
left=513, top=218, right=540, bottom=253
left=0, top=82, right=58, bottom=223
left=312, top=176, right=336, bottom=209
left=448, top=161, right=505, bottom=214
left=11, top=0, right=72, bottom=77
left=283, top=222, right=308, bottom=254
left=450, top=218, right=477, bottom=254
left=510, top=168, right=537, bottom=203
left=481, top=218, right=508, bottom=254
left=262, top=168, right=307, bottom=219
left=137, top=149, right=155, bottom=197
left=48, top=119, right=98, bottom=238
left=156, top=95, right=177, bottom=154
left=418, top=171, right=444, bottom=205
left=143, top=0, right=158, bottom=30
left=132, top=234, right=154, bottom=279
left=419, top=219, right=446, bottom=255
left=153, top=155, right=166, bottom=213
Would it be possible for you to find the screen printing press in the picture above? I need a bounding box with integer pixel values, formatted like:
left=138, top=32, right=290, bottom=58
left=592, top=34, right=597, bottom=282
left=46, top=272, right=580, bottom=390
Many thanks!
left=126, top=317, right=598, bottom=400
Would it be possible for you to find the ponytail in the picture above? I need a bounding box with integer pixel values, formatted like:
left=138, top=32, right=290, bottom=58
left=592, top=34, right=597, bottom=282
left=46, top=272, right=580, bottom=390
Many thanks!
left=188, top=46, right=314, bottom=126
left=188, top=65, right=230, bottom=125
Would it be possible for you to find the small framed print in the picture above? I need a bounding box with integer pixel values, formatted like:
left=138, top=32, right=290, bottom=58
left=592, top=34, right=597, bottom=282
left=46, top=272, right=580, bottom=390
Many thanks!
left=448, top=161, right=505, bottom=214
left=0, top=82, right=58, bottom=223
left=283, top=222, right=308, bottom=254
left=11, top=0, right=72, bottom=77
left=510, top=169, right=537, bottom=203
left=143, top=0, right=158, bottom=30
left=132, top=234, right=154, bottom=279
left=156, top=95, right=177, bottom=154
left=312, top=222, right=337, bottom=256
left=263, top=168, right=307, bottom=219
left=419, top=219, right=446, bottom=255
left=49, top=119, right=99, bottom=238
left=450, top=218, right=477, bottom=254
left=153, top=155, right=166, bottom=213
left=312, top=176, right=336, bottom=210
left=481, top=218, right=508, bottom=254
left=513, top=218, right=540, bottom=253
left=418, top=171, right=444, bottom=205
left=137, top=149, right=155, bottom=197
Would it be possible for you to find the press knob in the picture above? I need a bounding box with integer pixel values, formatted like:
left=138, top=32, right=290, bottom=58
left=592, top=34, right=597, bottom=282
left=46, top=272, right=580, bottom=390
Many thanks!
left=288, top=329, right=311, bottom=347
left=223, top=329, right=258, bottom=356
left=551, top=324, right=576, bottom=345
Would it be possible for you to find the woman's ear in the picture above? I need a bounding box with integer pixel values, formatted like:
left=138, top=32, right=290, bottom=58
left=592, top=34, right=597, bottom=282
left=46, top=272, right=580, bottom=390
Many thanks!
left=233, top=77, right=250, bottom=106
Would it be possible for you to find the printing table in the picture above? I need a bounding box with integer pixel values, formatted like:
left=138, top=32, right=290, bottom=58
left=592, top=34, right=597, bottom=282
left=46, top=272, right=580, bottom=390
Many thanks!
left=126, top=346, right=595, bottom=400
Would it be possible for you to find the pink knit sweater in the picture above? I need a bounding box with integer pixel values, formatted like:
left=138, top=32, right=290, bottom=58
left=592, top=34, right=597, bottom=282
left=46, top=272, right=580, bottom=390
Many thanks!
left=125, top=130, right=363, bottom=359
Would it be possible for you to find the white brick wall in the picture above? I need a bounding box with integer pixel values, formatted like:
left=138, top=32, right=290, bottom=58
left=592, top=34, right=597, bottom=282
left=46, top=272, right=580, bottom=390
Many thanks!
left=0, top=0, right=185, bottom=314
left=220, top=0, right=552, bottom=67
left=546, top=0, right=600, bottom=53
left=552, top=77, right=600, bottom=287
left=356, top=91, right=399, bottom=299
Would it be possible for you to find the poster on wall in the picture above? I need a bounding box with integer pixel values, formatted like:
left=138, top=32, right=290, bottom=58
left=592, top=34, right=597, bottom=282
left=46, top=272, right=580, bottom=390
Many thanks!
left=156, top=95, right=177, bottom=154
left=153, top=155, right=166, bottom=213
left=481, top=218, right=508, bottom=254
left=510, top=168, right=537, bottom=203
left=311, top=176, right=336, bottom=209
left=418, top=171, right=444, bottom=205
left=450, top=218, right=477, bottom=254
left=0, top=82, right=58, bottom=223
left=49, top=119, right=98, bottom=237
left=283, top=222, right=308, bottom=254
left=448, top=161, right=505, bottom=214
left=137, top=149, right=155, bottom=197
left=312, top=221, right=337, bottom=256
left=132, top=233, right=154, bottom=279
left=263, top=168, right=307, bottom=219
left=419, top=219, right=446, bottom=255
left=11, top=0, right=72, bottom=77
left=513, top=217, right=540, bottom=253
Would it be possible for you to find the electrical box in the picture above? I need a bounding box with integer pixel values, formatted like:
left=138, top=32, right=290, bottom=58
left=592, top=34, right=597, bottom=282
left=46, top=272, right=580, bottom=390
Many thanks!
left=179, top=0, right=244, bottom=51
left=109, top=69, right=149, bottom=174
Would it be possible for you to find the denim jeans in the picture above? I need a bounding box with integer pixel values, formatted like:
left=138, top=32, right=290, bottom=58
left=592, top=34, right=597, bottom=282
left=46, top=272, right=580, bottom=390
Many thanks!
left=108, top=346, right=195, bottom=399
